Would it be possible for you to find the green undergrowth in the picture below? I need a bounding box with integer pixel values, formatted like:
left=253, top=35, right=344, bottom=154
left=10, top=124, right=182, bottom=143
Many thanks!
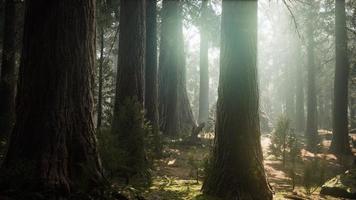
left=142, top=176, right=219, bottom=200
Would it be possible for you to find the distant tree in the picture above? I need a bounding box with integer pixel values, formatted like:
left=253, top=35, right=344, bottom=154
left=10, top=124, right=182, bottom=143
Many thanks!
left=198, top=0, right=209, bottom=124
left=285, top=33, right=296, bottom=126
left=0, top=0, right=103, bottom=196
left=285, top=59, right=296, bottom=126
left=97, top=26, right=105, bottom=130
left=111, top=0, right=148, bottom=180
left=95, top=0, right=119, bottom=130
left=202, top=0, right=273, bottom=199
left=145, top=0, right=159, bottom=137
left=295, top=40, right=305, bottom=133
left=330, top=0, right=351, bottom=154
left=0, top=1, right=4, bottom=51
left=158, top=0, right=195, bottom=136
left=0, top=0, right=16, bottom=138
left=350, top=63, right=356, bottom=129
left=305, top=5, right=318, bottom=152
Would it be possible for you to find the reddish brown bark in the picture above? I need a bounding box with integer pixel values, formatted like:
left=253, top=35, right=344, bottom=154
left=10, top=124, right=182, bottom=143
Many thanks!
left=0, top=0, right=103, bottom=197
left=202, top=1, right=272, bottom=199
left=158, top=0, right=195, bottom=136
left=0, top=0, right=16, bottom=138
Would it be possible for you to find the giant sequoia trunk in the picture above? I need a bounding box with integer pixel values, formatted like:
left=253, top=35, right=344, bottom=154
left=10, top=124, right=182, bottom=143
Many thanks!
left=111, top=0, right=147, bottom=178
left=159, top=0, right=195, bottom=136
left=145, top=0, right=159, bottom=134
left=330, top=0, right=351, bottom=154
left=0, top=0, right=16, bottom=138
left=202, top=1, right=273, bottom=199
left=198, top=0, right=209, bottom=124
left=305, top=13, right=318, bottom=152
left=0, top=0, right=103, bottom=196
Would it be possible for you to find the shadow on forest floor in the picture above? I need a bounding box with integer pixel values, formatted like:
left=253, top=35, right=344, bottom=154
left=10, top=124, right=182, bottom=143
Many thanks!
left=142, top=130, right=355, bottom=200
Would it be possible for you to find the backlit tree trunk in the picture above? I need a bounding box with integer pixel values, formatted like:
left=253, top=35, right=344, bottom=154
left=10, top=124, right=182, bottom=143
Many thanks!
left=202, top=1, right=273, bottom=199
left=198, top=0, right=209, bottom=124
left=0, top=0, right=16, bottom=138
left=0, top=0, right=103, bottom=196
left=330, top=0, right=351, bottom=154
left=158, top=0, right=195, bottom=136
left=305, top=10, right=318, bottom=152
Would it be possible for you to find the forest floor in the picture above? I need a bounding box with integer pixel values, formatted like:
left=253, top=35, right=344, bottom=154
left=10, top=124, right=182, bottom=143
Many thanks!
left=140, top=131, right=356, bottom=200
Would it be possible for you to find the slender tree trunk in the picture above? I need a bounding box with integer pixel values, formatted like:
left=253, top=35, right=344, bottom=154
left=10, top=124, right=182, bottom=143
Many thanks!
left=330, top=0, right=351, bottom=154
left=285, top=62, right=295, bottom=125
left=295, top=41, right=305, bottom=133
left=0, top=0, right=16, bottom=138
left=0, top=0, right=103, bottom=196
left=97, top=27, right=104, bottom=130
left=350, top=64, right=356, bottom=129
left=198, top=0, right=209, bottom=124
left=305, top=11, right=318, bottom=152
left=202, top=1, right=272, bottom=199
left=111, top=0, right=147, bottom=178
left=159, top=0, right=195, bottom=136
left=145, top=0, right=159, bottom=135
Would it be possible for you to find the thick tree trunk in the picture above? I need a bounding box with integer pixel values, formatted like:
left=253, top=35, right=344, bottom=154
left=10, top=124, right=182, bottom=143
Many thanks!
left=305, top=13, right=318, bottom=152
left=112, top=0, right=145, bottom=115
left=295, top=41, right=305, bottom=133
left=330, top=0, right=351, bottom=154
left=0, top=0, right=16, bottom=138
left=202, top=1, right=273, bottom=199
left=111, top=0, right=147, bottom=178
left=145, top=0, right=159, bottom=134
left=198, top=0, right=209, bottom=124
left=158, top=0, right=195, bottom=136
left=0, top=0, right=103, bottom=196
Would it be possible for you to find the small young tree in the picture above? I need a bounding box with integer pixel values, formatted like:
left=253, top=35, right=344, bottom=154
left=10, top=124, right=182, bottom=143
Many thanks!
left=270, top=115, right=290, bottom=167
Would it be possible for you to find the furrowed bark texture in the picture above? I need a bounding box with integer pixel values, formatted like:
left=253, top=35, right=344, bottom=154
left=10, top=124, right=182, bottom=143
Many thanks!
left=111, top=0, right=147, bottom=177
left=158, top=0, right=195, bottom=136
left=202, top=1, right=273, bottom=199
left=330, top=0, right=351, bottom=154
left=0, top=0, right=103, bottom=196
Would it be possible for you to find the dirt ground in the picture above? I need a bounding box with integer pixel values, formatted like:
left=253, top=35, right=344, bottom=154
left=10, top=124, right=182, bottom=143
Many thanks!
left=142, top=131, right=356, bottom=200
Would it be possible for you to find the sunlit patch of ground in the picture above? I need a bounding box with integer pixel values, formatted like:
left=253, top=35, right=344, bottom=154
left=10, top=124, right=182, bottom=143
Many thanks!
left=261, top=130, right=356, bottom=200
left=143, top=178, right=203, bottom=200
left=143, top=131, right=355, bottom=200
